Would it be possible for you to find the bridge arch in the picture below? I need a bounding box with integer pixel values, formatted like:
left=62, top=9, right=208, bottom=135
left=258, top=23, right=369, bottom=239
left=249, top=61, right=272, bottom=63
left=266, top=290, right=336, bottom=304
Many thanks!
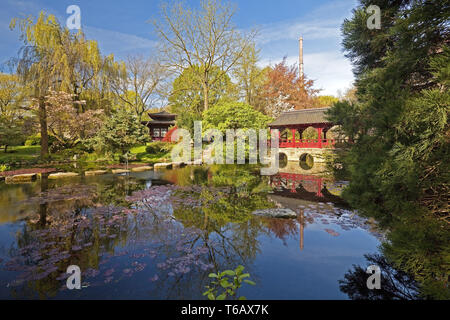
left=278, top=152, right=288, bottom=169
left=299, top=153, right=314, bottom=170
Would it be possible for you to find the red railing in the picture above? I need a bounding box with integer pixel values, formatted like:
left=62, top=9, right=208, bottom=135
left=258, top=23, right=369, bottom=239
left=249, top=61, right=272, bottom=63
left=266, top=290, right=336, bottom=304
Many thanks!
left=268, top=138, right=336, bottom=149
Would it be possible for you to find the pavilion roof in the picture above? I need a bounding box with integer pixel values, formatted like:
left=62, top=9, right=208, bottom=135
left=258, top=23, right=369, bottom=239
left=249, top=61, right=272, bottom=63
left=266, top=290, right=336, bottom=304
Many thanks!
left=268, top=107, right=331, bottom=127
left=148, top=110, right=176, bottom=117
left=146, top=120, right=176, bottom=125
left=146, top=110, right=177, bottom=124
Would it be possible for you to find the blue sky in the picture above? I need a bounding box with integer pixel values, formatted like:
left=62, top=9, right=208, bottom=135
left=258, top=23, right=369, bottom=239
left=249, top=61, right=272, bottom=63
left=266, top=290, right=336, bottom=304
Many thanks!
left=0, top=0, right=358, bottom=95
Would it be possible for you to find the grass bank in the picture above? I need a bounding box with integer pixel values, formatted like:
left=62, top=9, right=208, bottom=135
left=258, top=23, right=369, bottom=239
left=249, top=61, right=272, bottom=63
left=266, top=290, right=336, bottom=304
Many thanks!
left=0, top=143, right=172, bottom=171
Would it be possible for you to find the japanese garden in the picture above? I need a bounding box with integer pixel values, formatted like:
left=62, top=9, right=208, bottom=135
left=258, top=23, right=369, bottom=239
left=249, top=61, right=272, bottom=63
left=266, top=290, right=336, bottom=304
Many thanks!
left=0, top=0, right=448, bottom=301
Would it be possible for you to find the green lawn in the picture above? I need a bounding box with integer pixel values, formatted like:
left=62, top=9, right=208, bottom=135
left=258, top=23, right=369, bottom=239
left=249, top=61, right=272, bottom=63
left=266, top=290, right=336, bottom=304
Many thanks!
left=129, top=145, right=147, bottom=154
left=0, top=143, right=170, bottom=169
left=129, top=145, right=170, bottom=164
left=0, top=146, right=41, bottom=164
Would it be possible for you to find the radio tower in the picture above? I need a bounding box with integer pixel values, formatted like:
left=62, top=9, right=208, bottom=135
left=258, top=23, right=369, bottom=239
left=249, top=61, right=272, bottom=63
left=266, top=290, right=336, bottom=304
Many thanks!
left=299, top=36, right=304, bottom=81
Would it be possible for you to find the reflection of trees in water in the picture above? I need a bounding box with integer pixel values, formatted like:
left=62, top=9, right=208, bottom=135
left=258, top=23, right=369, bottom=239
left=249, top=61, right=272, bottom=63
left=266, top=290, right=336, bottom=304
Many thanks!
left=3, top=165, right=278, bottom=299
left=143, top=165, right=275, bottom=298
left=339, top=253, right=421, bottom=300
left=380, top=216, right=450, bottom=299
left=4, top=175, right=142, bottom=298
left=168, top=195, right=270, bottom=296
left=340, top=212, right=450, bottom=300
left=261, top=218, right=298, bottom=246
left=92, top=175, right=146, bottom=207
left=8, top=201, right=129, bottom=298
left=5, top=164, right=355, bottom=299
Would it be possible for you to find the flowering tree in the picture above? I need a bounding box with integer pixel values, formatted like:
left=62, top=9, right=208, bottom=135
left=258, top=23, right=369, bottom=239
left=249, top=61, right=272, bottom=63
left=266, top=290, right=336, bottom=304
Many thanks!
left=32, top=90, right=103, bottom=150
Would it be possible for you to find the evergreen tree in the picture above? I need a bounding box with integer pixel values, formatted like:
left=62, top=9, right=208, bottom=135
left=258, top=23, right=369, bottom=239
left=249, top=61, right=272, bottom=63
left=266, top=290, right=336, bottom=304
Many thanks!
left=328, top=0, right=449, bottom=299
left=89, top=109, right=149, bottom=156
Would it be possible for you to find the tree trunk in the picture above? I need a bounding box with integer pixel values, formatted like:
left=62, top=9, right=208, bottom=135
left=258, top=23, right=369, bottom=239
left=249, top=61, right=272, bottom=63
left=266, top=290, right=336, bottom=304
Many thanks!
left=39, top=175, right=49, bottom=227
left=39, top=96, right=49, bottom=157
left=203, top=82, right=209, bottom=111
left=4, top=145, right=7, bottom=153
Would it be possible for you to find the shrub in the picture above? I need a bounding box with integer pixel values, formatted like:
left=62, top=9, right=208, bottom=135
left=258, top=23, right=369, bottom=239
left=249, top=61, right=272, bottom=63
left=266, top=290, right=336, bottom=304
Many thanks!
left=89, top=109, right=149, bottom=155
left=25, top=134, right=41, bottom=146
left=25, top=134, right=58, bottom=149
left=203, top=101, right=272, bottom=133
left=145, top=142, right=173, bottom=154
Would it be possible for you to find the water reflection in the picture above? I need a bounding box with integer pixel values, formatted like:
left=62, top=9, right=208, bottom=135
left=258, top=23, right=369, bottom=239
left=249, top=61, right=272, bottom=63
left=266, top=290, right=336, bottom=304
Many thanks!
left=0, top=165, right=427, bottom=299
left=339, top=253, right=421, bottom=300
left=269, top=172, right=347, bottom=203
left=0, top=166, right=271, bottom=299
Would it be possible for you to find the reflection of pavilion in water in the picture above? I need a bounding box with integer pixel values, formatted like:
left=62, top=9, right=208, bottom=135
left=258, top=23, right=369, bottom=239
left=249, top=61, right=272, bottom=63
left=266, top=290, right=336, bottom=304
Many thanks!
left=268, top=172, right=350, bottom=252
left=269, top=172, right=345, bottom=203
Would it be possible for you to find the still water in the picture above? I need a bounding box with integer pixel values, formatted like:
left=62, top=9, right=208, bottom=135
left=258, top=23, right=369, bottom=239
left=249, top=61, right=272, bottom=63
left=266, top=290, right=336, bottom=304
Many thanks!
left=0, top=165, right=383, bottom=299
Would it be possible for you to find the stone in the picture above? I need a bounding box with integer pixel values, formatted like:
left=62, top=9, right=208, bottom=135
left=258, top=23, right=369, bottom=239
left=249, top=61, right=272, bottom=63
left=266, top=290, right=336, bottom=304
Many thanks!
left=111, top=169, right=130, bottom=174
left=251, top=208, right=297, bottom=219
left=172, top=162, right=185, bottom=168
left=154, top=163, right=172, bottom=170
left=131, top=166, right=153, bottom=172
left=48, top=172, right=79, bottom=179
left=5, top=173, right=37, bottom=183
left=84, top=170, right=108, bottom=176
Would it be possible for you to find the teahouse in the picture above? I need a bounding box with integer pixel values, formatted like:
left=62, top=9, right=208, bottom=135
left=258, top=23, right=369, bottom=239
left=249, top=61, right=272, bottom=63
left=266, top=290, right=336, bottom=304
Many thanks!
left=145, top=111, right=177, bottom=141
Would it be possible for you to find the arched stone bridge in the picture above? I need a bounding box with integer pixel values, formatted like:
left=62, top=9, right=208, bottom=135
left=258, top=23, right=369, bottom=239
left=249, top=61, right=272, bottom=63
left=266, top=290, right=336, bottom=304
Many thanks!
left=268, top=107, right=345, bottom=172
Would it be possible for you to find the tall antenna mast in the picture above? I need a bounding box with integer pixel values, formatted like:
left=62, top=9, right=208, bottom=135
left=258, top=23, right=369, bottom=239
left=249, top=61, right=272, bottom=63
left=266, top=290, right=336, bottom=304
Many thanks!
left=299, top=36, right=304, bottom=81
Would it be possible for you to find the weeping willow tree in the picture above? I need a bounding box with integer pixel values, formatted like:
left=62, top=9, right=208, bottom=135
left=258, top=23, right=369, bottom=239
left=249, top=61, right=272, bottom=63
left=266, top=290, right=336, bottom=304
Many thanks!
left=10, top=11, right=116, bottom=157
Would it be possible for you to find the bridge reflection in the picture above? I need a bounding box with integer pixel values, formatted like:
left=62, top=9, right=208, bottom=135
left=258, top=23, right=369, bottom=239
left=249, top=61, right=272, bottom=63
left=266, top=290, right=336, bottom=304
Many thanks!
left=268, top=173, right=349, bottom=252
left=269, top=172, right=344, bottom=203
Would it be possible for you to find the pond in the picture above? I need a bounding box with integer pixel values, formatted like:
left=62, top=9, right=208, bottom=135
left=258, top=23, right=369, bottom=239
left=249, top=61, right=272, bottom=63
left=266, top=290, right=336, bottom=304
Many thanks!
left=0, top=165, right=386, bottom=299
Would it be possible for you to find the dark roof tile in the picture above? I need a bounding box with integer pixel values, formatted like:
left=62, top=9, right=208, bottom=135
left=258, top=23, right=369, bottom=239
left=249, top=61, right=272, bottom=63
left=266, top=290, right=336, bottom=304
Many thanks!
left=268, top=107, right=331, bottom=127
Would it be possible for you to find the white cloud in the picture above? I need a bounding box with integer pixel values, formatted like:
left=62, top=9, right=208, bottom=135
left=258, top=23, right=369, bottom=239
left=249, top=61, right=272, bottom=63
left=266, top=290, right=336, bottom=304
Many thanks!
left=258, top=51, right=354, bottom=96
left=254, top=0, right=356, bottom=96
left=83, top=26, right=157, bottom=58
left=256, top=19, right=342, bottom=45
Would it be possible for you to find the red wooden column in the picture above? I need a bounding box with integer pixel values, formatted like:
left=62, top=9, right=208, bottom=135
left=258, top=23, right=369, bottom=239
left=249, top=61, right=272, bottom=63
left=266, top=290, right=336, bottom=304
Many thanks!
left=317, top=127, right=323, bottom=148
left=317, top=178, right=323, bottom=197
left=323, top=127, right=329, bottom=147
left=291, top=128, right=297, bottom=147
left=291, top=179, right=297, bottom=193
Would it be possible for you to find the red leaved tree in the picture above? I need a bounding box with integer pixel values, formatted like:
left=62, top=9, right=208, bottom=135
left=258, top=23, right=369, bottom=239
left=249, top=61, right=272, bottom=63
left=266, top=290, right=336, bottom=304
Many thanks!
left=262, top=57, right=322, bottom=118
